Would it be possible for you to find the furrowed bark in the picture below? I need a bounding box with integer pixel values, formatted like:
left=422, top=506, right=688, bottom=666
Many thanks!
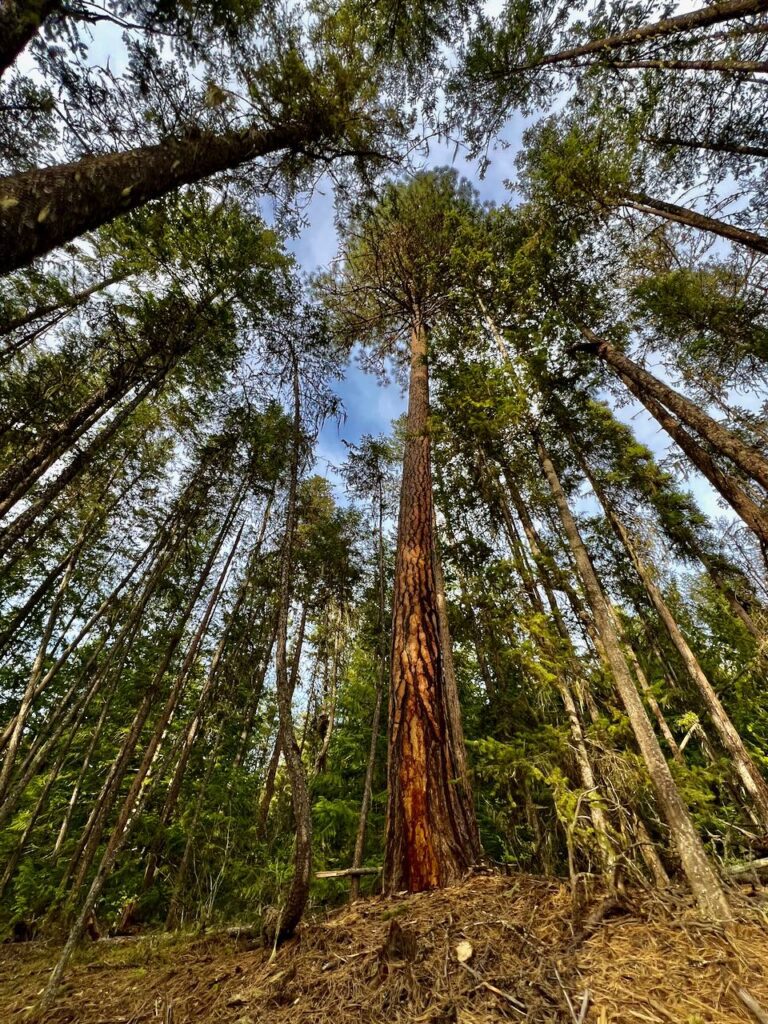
left=384, top=315, right=480, bottom=893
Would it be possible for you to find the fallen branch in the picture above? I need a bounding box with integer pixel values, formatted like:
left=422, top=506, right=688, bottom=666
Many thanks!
left=737, top=987, right=768, bottom=1024
left=726, top=857, right=768, bottom=877
left=460, top=961, right=527, bottom=1014
left=316, top=866, right=382, bottom=879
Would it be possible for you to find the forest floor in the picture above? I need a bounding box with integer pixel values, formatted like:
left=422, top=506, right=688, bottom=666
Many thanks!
left=2, top=872, right=768, bottom=1024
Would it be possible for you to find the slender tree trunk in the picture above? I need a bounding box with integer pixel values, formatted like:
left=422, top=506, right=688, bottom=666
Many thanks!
left=40, top=507, right=242, bottom=1002
left=0, top=537, right=80, bottom=804
left=507, top=0, right=768, bottom=72
left=0, top=271, right=125, bottom=338
left=53, top=675, right=119, bottom=858
left=537, top=437, right=731, bottom=920
left=0, top=375, right=162, bottom=559
left=586, top=468, right=768, bottom=827
left=432, top=505, right=476, bottom=809
left=646, top=135, right=768, bottom=160
left=605, top=362, right=768, bottom=548
left=0, top=120, right=330, bottom=275
left=618, top=191, right=768, bottom=254
left=384, top=314, right=480, bottom=893
left=623, top=640, right=684, bottom=762
left=262, top=353, right=312, bottom=943
left=65, top=495, right=241, bottom=898
left=581, top=326, right=768, bottom=492
left=256, top=603, right=307, bottom=836
left=586, top=57, right=768, bottom=72
left=0, top=356, right=160, bottom=518
left=232, top=616, right=279, bottom=769
left=165, top=730, right=223, bottom=929
left=0, top=0, right=63, bottom=76
left=633, top=814, right=670, bottom=889
left=351, top=479, right=387, bottom=901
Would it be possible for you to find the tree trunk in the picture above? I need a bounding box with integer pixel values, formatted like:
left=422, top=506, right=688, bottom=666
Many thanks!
left=262, top=352, right=312, bottom=943
left=646, top=135, right=768, bottom=160
left=65, top=493, right=241, bottom=898
left=351, top=478, right=387, bottom=901
left=0, top=536, right=80, bottom=804
left=600, top=360, right=768, bottom=549
left=581, top=326, right=768, bottom=492
left=40, top=505, right=242, bottom=1002
left=537, top=437, right=731, bottom=920
left=624, top=640, right=684, bottom=762
left=256, top=603, right=307, bottom=837
left=0, top=375, right=160, bottom=559
left=0, top=0, right=63, bottom=76
left=586, top=467, right=768, bottom=828
left=619, top=191, right=768, bottom=255
left=0, top=120, right=328, bottom=275
left=508, top=0, right=768, bottom=72
left=0, top=271, right=125, bottom=339
left=384, top=315, right=480, bottom=893
left=588, top=57, right=768, bottom=72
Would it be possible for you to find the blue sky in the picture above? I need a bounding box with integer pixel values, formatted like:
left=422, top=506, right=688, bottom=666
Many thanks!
left=30, top=8, right=740, bottom=534
left=293, top=142, right=735, bottom=533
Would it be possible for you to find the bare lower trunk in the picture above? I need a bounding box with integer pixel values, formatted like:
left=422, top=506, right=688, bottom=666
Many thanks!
left=384, top=315, right=480, bottom=893
left=263, top=354, right=312, bottom=943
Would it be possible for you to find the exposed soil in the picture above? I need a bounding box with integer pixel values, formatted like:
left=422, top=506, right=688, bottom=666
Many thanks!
left=2, top=872, right=768, bottom=1023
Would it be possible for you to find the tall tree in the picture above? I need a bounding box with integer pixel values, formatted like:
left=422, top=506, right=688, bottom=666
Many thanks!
left=326, top=170, right=482, bottom=891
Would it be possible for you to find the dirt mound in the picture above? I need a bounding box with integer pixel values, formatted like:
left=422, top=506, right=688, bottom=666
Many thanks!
left=2, top=873, right=768, bottom=1023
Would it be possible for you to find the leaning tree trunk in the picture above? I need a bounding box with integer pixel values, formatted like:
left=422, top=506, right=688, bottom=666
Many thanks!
left=0, top=0, right=64, bottom=76
left=0, top=270, right=125, bottom=339
left=646, top=135, right=768, bottom=160
left=601, top=361, right=768, bottom=549
left=537, top=437, right=731, bottom=921
left=585, top=466, right=768, bottom=828
left=0, top=119, right=328, bottom=275
left=580, top=326, right=768, bottom=492
left=619, top=192, right=768, bottom=255
left=384, top=314, right=481, bottom=893
left=510, top=0, right=768, bottom=72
